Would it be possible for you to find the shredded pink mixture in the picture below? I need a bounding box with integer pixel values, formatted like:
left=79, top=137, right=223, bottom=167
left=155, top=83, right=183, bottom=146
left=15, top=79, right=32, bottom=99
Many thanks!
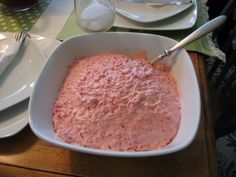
left=53, top=52, right=181, bottom=152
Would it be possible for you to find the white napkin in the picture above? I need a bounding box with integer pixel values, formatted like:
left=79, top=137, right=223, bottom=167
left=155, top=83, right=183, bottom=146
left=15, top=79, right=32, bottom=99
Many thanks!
left=0, top=38, right=23, bottom=77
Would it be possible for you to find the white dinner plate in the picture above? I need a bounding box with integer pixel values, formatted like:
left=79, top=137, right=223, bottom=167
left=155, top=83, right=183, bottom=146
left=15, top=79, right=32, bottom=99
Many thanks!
left=0, top=34, right=45, bottom=112
left=0, top=33, right=61, bottom=138
left=114, top=0, right=197, bottom=30
left=115, top=0, right=193, bottom=23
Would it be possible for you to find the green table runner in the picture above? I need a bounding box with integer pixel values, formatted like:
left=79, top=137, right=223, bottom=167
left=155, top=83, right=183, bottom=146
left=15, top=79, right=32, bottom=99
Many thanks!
left=57, top=0, right=225, bottom=61
left=0, top=0, right=51, bottom=32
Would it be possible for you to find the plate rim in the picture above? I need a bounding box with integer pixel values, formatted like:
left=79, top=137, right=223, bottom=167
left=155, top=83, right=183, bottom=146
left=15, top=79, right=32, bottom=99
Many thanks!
left=0, top=99, right=29, bottom=138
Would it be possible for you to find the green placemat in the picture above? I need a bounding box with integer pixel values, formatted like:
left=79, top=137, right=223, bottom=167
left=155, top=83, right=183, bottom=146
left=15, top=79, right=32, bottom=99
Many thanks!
left=57, top=0, right=225, bottom=61
left=0, top=0, right=52, bottom=32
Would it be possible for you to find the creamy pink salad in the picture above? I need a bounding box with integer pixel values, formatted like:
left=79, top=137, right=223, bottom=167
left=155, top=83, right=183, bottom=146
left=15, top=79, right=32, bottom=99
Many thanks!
left=53, top=52, right=181, bottom=152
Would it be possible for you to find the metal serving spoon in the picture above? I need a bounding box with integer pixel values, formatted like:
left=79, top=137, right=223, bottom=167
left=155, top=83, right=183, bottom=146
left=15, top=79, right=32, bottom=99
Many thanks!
left=151, top=15, right=227, bottom=64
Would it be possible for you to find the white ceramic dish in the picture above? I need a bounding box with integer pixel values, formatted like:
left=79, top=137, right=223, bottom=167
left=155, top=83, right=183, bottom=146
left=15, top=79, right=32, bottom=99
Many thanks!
left=29, top=32, right=201, bottom=157
left=0, top=33, right=61, bottom=138
left=115, top=0, right=193, bottom=23
left=114, top=0, right=197, bottom=30
left=0, top=34, right=45, bottom=112
left=0, top=99, right=29, bottom=138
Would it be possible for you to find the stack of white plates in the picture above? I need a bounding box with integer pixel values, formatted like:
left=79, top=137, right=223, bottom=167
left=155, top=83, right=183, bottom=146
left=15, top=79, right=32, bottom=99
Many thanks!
left=0, top=33, right=60, bottom=138
left=114, top=0, right=197, bottom=30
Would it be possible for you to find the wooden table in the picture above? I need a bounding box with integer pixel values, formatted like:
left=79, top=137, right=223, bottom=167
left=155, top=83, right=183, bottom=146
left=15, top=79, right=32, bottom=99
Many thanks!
left=0, top=53, right=219, bottom=177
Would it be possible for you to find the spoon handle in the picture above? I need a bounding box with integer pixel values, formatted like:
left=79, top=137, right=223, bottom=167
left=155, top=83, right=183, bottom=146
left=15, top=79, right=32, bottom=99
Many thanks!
left=152, top=15, right=227, bottom=64
left=169, top=15, right=226, bottom=52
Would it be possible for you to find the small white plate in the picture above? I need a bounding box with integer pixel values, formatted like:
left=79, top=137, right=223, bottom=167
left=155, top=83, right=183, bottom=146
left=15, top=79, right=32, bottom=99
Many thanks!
left=114, top=0, right=197, bottom=30
left=115, top=0, right=193, bottom=23
left=0, top=34, right=45, bottom=112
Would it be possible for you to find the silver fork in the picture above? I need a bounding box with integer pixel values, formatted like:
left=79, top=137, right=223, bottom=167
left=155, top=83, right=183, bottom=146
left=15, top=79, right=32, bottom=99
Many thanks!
left=14, top=31, right=27, bottom=44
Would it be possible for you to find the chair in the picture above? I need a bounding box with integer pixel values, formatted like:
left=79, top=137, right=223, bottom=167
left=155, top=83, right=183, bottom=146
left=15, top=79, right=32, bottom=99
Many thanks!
left=207, top=0, right=236, bottom=82
left=215, top=103, right=236, bottom=139
left=206, top=0, right=236, bottom=138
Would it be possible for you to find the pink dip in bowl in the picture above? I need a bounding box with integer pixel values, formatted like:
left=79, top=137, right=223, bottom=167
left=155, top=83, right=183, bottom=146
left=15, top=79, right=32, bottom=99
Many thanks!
left=53, top=52, right=181, bottom=152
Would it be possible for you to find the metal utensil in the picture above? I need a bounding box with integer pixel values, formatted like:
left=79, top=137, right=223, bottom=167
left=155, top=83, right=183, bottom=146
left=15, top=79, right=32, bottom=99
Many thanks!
left=15, top=31, right=27, bottom=43
left=151, top=15, right=227, bottom=64
left=145, top=0, right=192, bottom=5
left=122, top=0, right=192, bottom=5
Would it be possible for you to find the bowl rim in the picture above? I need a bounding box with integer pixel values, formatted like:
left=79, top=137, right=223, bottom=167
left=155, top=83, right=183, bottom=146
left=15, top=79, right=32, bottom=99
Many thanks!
left=29, top=32, right=201, bottom=157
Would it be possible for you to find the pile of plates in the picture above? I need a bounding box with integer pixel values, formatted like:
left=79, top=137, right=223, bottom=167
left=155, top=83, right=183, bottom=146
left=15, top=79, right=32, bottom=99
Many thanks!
left=0, top=33, right=60, bottom=138
left=114, top=0, right=197, bottom=30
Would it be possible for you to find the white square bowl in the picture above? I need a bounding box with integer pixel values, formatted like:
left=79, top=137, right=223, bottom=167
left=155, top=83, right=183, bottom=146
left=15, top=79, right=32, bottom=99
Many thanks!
left=29, top=32, right=201, bottom=157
